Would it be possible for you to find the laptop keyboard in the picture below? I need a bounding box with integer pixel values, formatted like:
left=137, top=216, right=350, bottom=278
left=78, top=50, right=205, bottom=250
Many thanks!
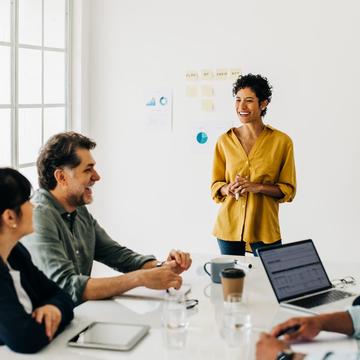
left=288, top=290, right=353, bottom=308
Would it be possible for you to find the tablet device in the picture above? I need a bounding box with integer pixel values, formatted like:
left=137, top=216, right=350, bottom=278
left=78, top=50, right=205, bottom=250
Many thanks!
left=68, top=322, right=150, bottom=351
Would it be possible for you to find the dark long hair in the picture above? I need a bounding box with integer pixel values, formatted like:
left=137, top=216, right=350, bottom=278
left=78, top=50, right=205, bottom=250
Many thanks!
left=0, top=168, right=32, bottom=224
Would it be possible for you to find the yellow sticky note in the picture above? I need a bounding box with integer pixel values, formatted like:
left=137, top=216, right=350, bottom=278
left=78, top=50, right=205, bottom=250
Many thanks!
left=201, top=99, right=214, bottom=112
left=230, top=68, right=242, bottom=79
left=186, top=85, right=198, bottom=98
left=201, top=85, right=214, bottom=97
left=185, top=70, right=199, bottom=81
left=215, top=69, right=229, bottom=80
left=200, top=69, right=214, bottom=80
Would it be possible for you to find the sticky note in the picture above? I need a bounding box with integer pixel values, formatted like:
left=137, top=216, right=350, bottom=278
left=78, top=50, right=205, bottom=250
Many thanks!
left=200, top=69, right=214, bottom=80
left=201, top=85, right=214, bottom=97
left=185, top=71, right=199, bottom=81
left=186, top=85, right=198, bottom=98
left=230, top=68, right=242, bottom=79
left=201, top=99, right=214, bottom=112
left=215, top=69, right=229, bottom=80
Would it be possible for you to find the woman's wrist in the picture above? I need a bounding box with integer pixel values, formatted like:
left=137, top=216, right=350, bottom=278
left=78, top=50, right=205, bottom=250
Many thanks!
left=220, top=184, right=229, bottom=196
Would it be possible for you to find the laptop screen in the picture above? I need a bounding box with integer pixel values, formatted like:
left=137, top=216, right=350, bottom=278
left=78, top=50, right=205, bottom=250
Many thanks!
left=258, top=240, right=332, bottom=302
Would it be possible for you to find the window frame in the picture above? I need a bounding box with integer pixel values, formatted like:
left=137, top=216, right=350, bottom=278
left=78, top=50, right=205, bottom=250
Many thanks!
left=0, top=0, right=71, bottom=171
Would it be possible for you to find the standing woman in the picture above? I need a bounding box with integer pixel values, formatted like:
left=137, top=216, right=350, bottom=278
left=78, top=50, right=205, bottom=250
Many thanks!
left=0, top=168, right=74, bottom=353
left=211, top=74, right=296, bottom=256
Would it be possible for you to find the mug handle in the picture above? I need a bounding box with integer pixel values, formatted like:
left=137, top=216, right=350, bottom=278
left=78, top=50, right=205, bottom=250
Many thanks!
left=203, top=262, right=211, bottom=276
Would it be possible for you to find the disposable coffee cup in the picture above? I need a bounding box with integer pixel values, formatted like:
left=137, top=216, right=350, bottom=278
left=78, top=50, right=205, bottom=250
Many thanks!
left=221, top=268, right=246, bottom=301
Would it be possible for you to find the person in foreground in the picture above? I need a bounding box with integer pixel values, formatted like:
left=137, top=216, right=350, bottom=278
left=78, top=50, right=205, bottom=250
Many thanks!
left=211, top=73, right=296, bottom=256
left=23, top=132, right=192, bottom=305
left=0, top=168, right=74, bottom=354
left=256, top=308, right=360, bottom=360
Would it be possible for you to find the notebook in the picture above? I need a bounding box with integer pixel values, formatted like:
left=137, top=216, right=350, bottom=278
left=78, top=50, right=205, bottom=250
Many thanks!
left=257, top=239, right=357, bottom=314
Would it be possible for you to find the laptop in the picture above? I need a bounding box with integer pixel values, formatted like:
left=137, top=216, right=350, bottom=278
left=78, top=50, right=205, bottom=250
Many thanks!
left=258, top=239, right=357, bottom=314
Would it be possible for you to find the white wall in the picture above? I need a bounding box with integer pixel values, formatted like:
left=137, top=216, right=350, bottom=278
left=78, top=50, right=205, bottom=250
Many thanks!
left=82, top=0, right=360, bottom=262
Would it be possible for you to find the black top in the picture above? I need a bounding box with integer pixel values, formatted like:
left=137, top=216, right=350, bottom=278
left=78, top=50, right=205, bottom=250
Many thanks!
left=0, top=243, right=74, bottom=354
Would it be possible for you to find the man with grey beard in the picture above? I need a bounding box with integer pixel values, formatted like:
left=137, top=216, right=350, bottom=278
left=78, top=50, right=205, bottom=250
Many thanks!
left=23, top=132, right=191, bottom=305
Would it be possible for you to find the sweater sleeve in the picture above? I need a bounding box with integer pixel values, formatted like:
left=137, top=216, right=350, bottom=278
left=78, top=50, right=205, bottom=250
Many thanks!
left=93, top=217, right=156, bottom=273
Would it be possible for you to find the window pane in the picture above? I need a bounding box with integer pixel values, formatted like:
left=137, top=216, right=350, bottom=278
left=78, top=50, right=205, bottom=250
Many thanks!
left=44, top=0, right=65, bottom=49
left=44, top=107, right=65, bottom=141
left=20, top=166, right=39, bottom=190
left=44, top=51, right=65, bottom=104
left=0, top=0, right=11, bottom=42
left=0, top=46, right=11, bottom=104
left=0, top=109, right=11, bottom=166
left=18, top=48, right=42, bottom=104
left=18, top=0, right=42, bottom=46
left=18, top=108, right=42, bottom=164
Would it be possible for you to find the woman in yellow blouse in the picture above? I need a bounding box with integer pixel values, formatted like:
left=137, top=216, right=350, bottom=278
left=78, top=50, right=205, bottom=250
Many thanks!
left=211, top=74, right=296, bottom=256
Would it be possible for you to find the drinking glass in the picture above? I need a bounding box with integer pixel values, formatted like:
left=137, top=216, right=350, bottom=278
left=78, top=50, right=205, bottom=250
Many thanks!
left=162, top=293, right=188, bottom=349
left=221, top=293, right=251, bottom=348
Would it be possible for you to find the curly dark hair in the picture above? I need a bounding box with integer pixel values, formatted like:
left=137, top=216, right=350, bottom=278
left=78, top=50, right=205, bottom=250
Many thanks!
left=37, top=132, right=96, bottom=191
left=0, top=168, right=32, bottom=225
left=232, top=74, right=272, bottom=116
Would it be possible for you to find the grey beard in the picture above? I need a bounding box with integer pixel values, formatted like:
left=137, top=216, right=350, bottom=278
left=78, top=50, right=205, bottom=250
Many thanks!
left=67, top=193, right=86, bottom=208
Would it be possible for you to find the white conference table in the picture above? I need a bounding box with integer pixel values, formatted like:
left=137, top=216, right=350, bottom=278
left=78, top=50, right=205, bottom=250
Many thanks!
left=1, top=253, right=360, bottom=360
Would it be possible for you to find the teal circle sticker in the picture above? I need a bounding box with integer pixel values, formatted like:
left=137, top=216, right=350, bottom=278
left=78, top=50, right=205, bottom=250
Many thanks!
left=159, top=96, right=168, bottom=105
left=196, top=132, right=208, bottom=144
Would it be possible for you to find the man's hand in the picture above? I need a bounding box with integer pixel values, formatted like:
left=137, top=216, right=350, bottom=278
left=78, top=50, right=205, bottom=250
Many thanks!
left=165, top=249, right=192, bottom=274
left=140, top=261, right=183, bottom=289
left=256, top=333, right=290, bottom=360
left=32, top=304, right=62, bottom=340
left=271, top=316, right=323, bottom=342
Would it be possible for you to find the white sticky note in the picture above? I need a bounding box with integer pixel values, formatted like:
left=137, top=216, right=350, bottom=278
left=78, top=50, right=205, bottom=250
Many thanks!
left=201, top=85, right=214, bottom=97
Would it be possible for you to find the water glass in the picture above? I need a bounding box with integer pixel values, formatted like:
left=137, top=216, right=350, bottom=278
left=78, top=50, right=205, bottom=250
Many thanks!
left=222, top=293, right=251, bottom=348
left=162, top=293, right=188, bottom=349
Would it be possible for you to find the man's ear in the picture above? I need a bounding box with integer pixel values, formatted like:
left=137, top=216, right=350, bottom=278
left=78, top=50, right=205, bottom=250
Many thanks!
left=53, top=168, right=68, bottom=187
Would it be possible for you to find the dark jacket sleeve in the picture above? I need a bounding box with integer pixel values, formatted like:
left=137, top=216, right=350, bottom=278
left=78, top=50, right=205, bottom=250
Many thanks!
left=19, top=244, right=74, bottom=329
left=0, top=270, right=50, bottom=353
left=0, top=244, right=74, bottom=354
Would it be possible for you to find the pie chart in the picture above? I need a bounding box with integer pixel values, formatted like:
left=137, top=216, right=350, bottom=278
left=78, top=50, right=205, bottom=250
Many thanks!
left=196, top=132, right=208, bottom=144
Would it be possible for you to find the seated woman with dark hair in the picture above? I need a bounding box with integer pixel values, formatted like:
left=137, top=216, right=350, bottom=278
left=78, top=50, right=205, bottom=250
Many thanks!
left=0, top=168, right=74, bottom=354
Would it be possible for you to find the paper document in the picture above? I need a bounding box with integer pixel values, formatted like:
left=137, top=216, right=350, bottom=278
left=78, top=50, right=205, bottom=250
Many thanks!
left=116, top=284, right=191, bottom=301
left=292, top=331, right=358, bottom=354
left=113, top=284, right=191, bottom=315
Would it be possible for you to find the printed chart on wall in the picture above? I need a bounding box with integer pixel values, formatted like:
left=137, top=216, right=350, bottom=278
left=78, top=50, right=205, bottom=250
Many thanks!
left=144, top=89, right=172, bottom=132
left=185, top=67, right=242, bottom=146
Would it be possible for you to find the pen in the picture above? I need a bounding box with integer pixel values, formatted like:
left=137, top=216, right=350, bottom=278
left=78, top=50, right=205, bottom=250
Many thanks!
left=235, top=260, right=253, bottom=269
left=235, top=192, right=240, bottom=201
left=276, top=324, right=300, bottom=338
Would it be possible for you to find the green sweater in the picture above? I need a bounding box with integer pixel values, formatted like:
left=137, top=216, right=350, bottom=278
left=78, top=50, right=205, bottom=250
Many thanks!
left=22, top=189, right=155, bottom=305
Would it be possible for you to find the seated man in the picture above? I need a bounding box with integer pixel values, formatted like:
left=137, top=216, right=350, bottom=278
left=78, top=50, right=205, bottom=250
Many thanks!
left=256, top=307, right=360, bottom=360
left=23, top=132, right=191, bottom=305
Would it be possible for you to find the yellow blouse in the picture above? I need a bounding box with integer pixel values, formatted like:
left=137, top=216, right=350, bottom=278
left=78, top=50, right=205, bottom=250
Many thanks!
left=211, top=125, right=296, bottom=249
